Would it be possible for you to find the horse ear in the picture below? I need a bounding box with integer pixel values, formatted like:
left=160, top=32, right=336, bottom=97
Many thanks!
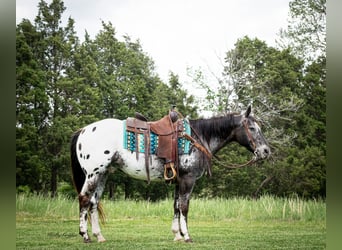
left=245, top=105, right=252, bottom=117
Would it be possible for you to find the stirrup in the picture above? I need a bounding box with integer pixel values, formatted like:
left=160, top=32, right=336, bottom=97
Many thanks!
left=164, top=163, right=177, bottom=181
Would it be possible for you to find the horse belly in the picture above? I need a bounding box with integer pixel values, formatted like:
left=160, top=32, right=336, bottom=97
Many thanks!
left=118, top=151, right=164, bottom=181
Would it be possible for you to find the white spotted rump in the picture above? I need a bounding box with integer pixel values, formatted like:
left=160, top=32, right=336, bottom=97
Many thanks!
left=76, top=119, right=123, bottom=179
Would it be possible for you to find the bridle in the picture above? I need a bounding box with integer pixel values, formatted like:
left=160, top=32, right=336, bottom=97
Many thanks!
left=179, top=112, right=259, bottom=171
left=242, top=118, right=257, bottom=156
left=213, top=118, right=258, bottom=169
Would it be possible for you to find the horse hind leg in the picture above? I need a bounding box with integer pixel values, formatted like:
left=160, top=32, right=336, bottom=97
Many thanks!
left=89, top=175, right=107, bottom=242
left=78, top=173, right=108, bottom=243
left=89, top=198, right=106, bottom=242
left=78, top=194, right=106, bottom=243
left=79, top=193, right=91, bottom=243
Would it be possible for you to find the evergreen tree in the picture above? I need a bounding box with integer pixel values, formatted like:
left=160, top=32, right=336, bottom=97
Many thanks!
left=33, top=0, right=82, bottom=196
left=278, top=0, right=326, bottom=63
left=16, top=19, right=49, bottom=192
left=192, top=36, right=325, bottom=198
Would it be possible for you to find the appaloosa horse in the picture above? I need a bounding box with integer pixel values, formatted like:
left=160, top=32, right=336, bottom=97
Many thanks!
left=70, top=106, right=270, bottom=243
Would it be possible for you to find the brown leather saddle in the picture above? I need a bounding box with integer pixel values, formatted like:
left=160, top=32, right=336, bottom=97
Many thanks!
left=126, top=113, right=184, bottom=183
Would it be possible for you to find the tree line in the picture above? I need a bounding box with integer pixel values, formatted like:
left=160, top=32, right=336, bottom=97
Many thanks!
left=16, top=0, right=325, bottom=200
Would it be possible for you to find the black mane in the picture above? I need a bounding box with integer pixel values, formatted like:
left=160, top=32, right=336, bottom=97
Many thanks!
left=189, top=113, right=242, bottom=143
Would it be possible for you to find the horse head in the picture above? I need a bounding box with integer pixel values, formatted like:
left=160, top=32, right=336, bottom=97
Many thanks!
left=234, top=106, right=271, bottom=161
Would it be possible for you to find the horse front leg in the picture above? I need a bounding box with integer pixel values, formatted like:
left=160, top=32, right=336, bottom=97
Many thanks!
left=171, top=184, right=183, bottom=241
left=179, top=192, right=192, bottom=242
left=173, top=174, right=195, bottom=243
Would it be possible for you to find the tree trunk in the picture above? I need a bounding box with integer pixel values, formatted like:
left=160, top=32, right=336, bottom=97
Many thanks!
left=50, top=165, right=58, bottom=198
left=108, top=181, right=115, bottom=200
left=252, top=175, right=274, bottom=199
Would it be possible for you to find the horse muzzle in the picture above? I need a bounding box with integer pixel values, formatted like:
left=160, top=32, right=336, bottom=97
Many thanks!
left=254, top=145, right=271, bottom=160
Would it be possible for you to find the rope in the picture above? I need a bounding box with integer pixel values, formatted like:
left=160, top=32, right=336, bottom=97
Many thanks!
left=213, top=155, right=256, bottom=169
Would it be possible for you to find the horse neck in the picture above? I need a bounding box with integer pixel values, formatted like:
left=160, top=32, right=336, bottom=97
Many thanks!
left=190, top=114, right=242, bottom=153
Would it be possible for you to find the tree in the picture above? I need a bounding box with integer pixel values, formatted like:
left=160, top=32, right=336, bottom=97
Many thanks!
left=16, top=19, right=50, bottom=192
left=33, top=0, right=83, bottom=196
left=167, top=72, right=198, bottom=117
left=278, top=0, right=326, bottom=63
left=196, top=37, right=304, bottom=151
left=16, top=0, right=82, bottom=195
left=275, top=0, right=326, bottom=197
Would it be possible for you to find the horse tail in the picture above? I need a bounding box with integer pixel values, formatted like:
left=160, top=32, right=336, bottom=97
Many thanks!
left=70, top=129, right=106, bottom=225
left=98, top=202, right=106, bottom=225
left=70, top=129, right=85, bottom=194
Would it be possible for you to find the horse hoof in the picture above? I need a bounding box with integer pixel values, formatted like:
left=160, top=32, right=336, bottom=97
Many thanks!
left=185, top=238, right=193, bottom=243
left=98, top=237, right=106, bottom=243
left=83, top=238, right=92, bottom=243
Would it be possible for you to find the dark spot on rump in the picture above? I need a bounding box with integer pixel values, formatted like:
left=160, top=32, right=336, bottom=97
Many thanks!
left=95, top=171, right=99, bottom=175
left=81, top=129, right=86, bottom=134
left=78, top=143, right=82, bottom=150
left=104, top=150, right=110, bottom=154
left=100, top=164, right=104, bottom=167
left=86, top=154, right=90, bottom=159
left=94, top=168, right=99, bottom=172
left=80, top=153, right=83, bottom=158
left=92, top=127, right=96, bottom=132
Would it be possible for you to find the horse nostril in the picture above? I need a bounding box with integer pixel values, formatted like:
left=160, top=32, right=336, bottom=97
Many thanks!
left=264, top=148, right=270, bottom=155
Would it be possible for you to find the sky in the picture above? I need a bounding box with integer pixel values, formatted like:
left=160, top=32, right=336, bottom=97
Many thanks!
left=16, top=0, right=290, bottom=103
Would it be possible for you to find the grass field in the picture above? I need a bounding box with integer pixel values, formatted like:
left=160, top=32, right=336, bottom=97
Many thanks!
left=16, top=194, right=326, bottom=249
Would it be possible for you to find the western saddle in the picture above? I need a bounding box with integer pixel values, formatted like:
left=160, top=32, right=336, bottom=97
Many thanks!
left=125, top=110, right=183, bottom=183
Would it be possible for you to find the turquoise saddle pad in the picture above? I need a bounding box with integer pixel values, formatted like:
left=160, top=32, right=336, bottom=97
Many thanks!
left=123, top=119, right=191, bottom=155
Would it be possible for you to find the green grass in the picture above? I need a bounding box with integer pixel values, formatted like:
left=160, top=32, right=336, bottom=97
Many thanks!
left=16, top=194, right=326, bottom=249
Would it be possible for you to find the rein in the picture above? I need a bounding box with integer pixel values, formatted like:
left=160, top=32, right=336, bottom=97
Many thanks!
left=182, top=133, right=212, bottom=160
left=175, top=111, right=213, bottom=160
left=213, top=155, right=256, bottom=169
left=175, top=111, right=213, bottom=176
